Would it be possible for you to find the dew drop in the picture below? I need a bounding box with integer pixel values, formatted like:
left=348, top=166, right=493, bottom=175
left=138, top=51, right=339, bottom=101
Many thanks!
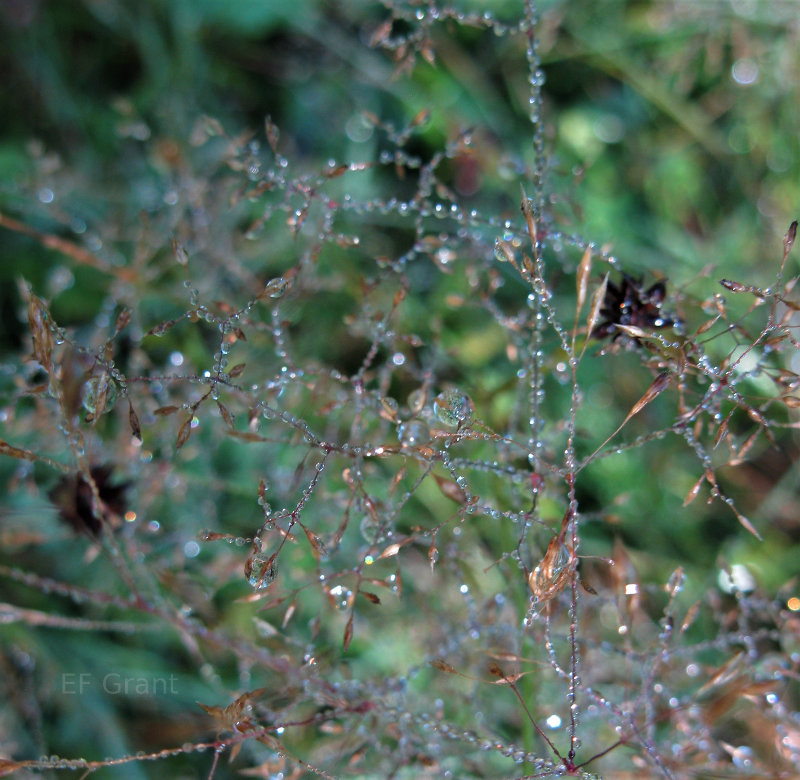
left=329, top=584, right=352, bottom=611
left=264, top=277, right=289, bottom=299
left=433, top=389, right=474, bottom=427
left=360, top=514, right=386, bottom=543
left=82, top=374, right=118, bottom=415
left=247, top=553, right=278, bottom=590
left=397, top=419, right=431, bottom=446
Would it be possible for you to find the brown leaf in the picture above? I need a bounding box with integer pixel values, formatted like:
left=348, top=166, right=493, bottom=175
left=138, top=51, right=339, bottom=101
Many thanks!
left=176, top=416, right=193, bottom=449
left=683, top=474, right=705, bottom=507
left=713, top=412, right=731, bottom=449
left=379, top=542, right=401, bottom=559
left=302, top=527, right=327, bottom=560
left=432, top=473, right=467, bottom=504
left=343, top=613, right=354, bottom=650
left=528, top=536, right=574, bottom=602
left=430, top=658, right=458, bottom=674
left=410, top=108, right=430, bottom=128
left=613, top=324, right=651, bottom=341
left=681, top=600, right=701, bottom=633
left=576, top=246, right=592, bottom=312
left=784, top=220, right=798, bottom=260
left=360, top=590, right=381, bottom=605
left=694, top=317, right=718, bottom=335
left=586, top=273, right=609, bottom=339
left=228, top=362, right=246, bottom=378
left=171, top=238, right=188, bottom=267
left=147, top=319, right=179, bottom=338
left=27, top=291, right=54, bottom=371
left=428, top=542, right=438, bottom=571
left=520, top=188, right=537, bottom=245
left=623, top=372, right=671, bottom=425
left=324, top=163, right=349, bottom=179
left=730, top=503, right=762, bottom=541
left=115, top=309, right=131, bottom=332
left=217, top=400, right=234, bottom=429
left=227, top=430, right=268, bottom=442
left=154, top=405, right=180, bottom=416
left=282, top=599, right=296, bottom=628
left=368, top=18, right=392, bottom=47
left=0, top=759, right=30, bottom=776
left=128, top=401, right=142, bottom=441
left=265, top=116, right=280, bottom=154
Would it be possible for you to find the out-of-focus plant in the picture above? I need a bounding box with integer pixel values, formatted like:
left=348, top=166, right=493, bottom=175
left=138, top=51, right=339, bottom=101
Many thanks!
left=0, top=2, right=799, bottom=778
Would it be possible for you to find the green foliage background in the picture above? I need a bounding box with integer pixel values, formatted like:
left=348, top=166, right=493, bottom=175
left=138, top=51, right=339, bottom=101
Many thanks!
left=0, top=1, right=798, bottom=777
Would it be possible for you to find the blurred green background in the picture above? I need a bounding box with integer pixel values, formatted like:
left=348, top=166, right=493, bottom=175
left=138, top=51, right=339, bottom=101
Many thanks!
left=1, top=1, right=799, bottom=777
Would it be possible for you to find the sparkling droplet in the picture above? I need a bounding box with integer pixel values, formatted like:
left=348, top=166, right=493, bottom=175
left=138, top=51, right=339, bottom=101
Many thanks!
left=407, top=388, right=427, bottom=415
left=397, top=419, right=431, bottom=446
left=329, top=584, right=352, bottom=611
left=264, top=277, right=289, bottom=299
left=82, top=374, right=118, bottom=415
left=360, top=513, right=388, bottom=544
left=246, top=552, right=278, bottom=590
left=433, top=389, right=474, bottom=427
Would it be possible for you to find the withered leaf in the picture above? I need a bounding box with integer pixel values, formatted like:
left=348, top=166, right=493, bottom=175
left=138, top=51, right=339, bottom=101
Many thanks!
left=154, top=405, right=180, bottom=416
left=713, top=412, right=731, bottom=449
left=217, top=400, right=234, bottom=429
left=0, top=759, right=30, bottom=776
left=128, top=401, right=142, bottom=441
left=681, top=600, right=701, bottom=633
left=430, top=658, right=458, bottom=674
left=694, top=317, right=718, bottom=335
left=683, top=474, right=705, bottom=507
left=432, top=473, right=467, bottom=504
left=410, top=108, right=430, bottom=128
left=379, top=542, right=401, bottom=559
left=576, top=246, right=592, bottom=312
left=730, top=503, right=762, bottom=541
left=228, top=430, right=268, bottom=442
left=343, top=613, right=354, bottom=651
left=624, top=372, right=671, bottom=423
left=282, top=600, right=296, bottom=628
left=360, top=590, right=381, bottom=605
left=368, top=18, right=393, bottom=47
left=171, top=238, right=188, bottom=267
left=176, top=415, right=193, bottom=449
left=324, top=163, right=349, bottom=179
left=115, top=309, right=131, bottom=332
left=302, top=527, right=327, bottom=560
left=520, top=188, right=536, bottom=245
left=784, top=219, right=797, bottom=260
left=27, top=292, right=54, bottom=371
left=428, top=542, right=438, bottom=571
left=586, top=273, right=609, bottom=341
left=265, top=116, right=280, bottom=153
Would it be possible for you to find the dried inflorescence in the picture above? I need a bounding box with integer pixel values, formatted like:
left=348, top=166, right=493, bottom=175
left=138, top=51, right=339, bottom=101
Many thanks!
left=48, top=466, right=129, bottom=537
left=592, top=273, right=679, bottom=345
